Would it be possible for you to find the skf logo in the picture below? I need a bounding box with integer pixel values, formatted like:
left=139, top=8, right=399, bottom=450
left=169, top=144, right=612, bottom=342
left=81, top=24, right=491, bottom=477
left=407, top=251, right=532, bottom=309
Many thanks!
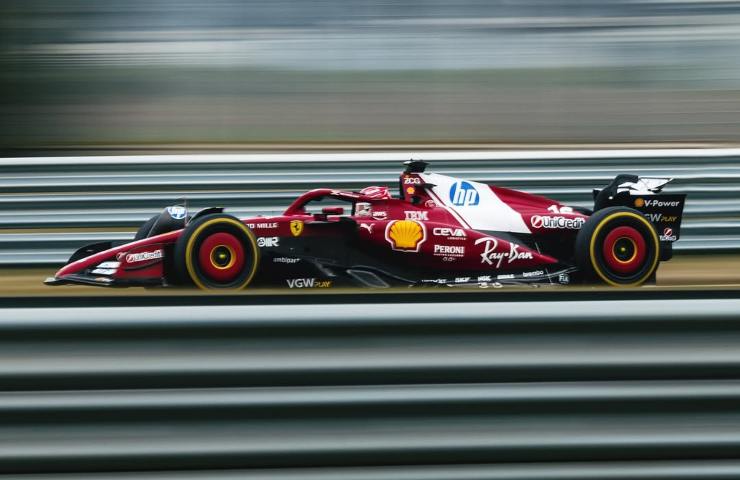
left=449, top=181, right=479, bottom=206
left=290, top=220, right=304, bottom=237
left=385, top=220, right=426, bottom=252
left=634, top=198, right=645, bottom=208
left=404, top=177, right=421, bottom=185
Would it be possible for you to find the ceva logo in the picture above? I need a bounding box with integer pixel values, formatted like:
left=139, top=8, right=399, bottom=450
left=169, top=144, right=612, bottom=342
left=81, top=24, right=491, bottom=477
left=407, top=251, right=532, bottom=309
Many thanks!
left=449, top=181, right=479, bottom=207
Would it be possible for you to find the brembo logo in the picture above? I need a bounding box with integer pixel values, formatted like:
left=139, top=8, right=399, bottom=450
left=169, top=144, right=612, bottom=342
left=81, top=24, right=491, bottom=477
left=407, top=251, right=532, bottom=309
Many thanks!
left=125, top=249, right=163, bottom=263
left=530, top=215, right=585, bottom=230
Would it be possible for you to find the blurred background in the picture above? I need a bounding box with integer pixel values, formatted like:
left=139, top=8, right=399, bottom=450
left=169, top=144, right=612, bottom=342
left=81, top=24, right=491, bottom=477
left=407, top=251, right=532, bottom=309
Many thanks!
left=3, top=6, right=740, bottom=477
left=3, top=0, right=740, bottom=150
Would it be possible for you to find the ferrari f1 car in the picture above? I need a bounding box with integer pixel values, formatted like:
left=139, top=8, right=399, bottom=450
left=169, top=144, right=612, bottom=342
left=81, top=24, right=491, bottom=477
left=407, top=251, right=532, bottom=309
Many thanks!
left=45, top=161, right=686, bottom=289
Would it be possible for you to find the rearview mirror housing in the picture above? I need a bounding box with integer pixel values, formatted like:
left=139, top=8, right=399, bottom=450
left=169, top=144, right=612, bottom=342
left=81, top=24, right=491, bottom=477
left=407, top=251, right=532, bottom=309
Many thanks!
left=321, top=207, right=344, bottom=215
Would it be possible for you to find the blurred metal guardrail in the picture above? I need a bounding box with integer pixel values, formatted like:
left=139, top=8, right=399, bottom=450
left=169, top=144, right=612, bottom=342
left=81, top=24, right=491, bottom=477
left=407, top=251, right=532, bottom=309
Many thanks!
left=2, top=297, right=740, bottom=477
left=1, top=148, right=739, bottom=265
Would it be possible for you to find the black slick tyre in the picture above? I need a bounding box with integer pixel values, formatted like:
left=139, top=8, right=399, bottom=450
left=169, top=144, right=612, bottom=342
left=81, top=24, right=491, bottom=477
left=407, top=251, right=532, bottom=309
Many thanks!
left=173, top=214, right=260, bottom=290
left=575, top=206, right=660, bottom=287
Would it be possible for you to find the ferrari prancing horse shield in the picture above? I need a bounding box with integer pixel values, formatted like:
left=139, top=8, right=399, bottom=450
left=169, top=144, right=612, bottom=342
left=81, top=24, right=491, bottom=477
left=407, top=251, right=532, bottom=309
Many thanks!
left=290, top=220, right=304, bottom=237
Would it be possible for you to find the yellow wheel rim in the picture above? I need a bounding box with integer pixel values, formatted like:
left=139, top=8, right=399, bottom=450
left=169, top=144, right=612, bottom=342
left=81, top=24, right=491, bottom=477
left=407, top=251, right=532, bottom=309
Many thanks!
left=612, top=237, right=637, bottom=264
left=209, top=244, right=236, bottom=270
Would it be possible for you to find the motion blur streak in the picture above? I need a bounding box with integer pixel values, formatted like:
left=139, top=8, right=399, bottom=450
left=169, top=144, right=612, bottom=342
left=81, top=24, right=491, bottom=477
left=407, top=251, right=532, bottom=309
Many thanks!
left=4, top=1, right=740, bottom=147
left=0, top=296, right=739, bottom=476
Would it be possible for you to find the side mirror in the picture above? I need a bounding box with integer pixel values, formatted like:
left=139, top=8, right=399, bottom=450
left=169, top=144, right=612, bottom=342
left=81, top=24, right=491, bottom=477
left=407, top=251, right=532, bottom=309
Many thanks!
left=321, top=207, right=344, bottom=215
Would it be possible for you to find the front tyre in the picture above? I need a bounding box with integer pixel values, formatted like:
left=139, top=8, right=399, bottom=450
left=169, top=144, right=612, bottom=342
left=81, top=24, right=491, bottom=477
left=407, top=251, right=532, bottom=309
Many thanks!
left=575, top=207, right=660, bottom=287
left=174, top=214, right=260, bottom=290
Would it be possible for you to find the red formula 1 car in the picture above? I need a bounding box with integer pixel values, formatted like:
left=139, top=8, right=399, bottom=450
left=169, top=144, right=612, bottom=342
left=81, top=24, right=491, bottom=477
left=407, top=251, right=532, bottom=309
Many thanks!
left=45, top=161, right=686, bottom=289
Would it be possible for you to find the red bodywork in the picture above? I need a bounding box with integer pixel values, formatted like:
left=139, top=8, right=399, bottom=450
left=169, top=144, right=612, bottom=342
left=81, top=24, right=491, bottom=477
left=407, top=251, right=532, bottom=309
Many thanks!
left=50, top=171, right=590, bottom=287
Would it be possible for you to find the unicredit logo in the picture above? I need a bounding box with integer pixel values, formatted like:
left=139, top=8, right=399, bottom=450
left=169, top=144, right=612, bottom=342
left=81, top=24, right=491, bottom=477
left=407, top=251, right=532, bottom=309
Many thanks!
left=530, top=215, right=585, bottom=230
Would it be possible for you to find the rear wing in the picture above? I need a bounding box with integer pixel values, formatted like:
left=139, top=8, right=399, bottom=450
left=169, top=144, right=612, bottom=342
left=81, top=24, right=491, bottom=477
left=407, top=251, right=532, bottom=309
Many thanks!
left=593, top=174, right=686, bottom=243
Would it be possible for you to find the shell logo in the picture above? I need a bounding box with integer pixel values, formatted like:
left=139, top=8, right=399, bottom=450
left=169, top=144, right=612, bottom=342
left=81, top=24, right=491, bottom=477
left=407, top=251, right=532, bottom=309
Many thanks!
left=634, top=197, right=645, bottom=208
left=385, top=220, right=426, bottom=252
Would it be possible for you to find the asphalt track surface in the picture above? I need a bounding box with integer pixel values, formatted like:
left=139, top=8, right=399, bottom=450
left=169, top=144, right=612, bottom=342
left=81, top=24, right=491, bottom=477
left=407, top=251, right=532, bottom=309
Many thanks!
left=1, top=254, right=738, bottom=302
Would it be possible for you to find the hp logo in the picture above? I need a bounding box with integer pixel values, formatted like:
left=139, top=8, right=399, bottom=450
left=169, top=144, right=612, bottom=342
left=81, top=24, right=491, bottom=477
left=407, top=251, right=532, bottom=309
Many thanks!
left=449, top=181, right=479, bottom=206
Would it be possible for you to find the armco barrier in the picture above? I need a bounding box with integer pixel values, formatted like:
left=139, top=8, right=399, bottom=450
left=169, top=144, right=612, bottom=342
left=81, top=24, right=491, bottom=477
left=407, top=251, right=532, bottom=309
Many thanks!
left=0, top=297, right=740, bottom=477
left=1, top=148, right=739, bottom=265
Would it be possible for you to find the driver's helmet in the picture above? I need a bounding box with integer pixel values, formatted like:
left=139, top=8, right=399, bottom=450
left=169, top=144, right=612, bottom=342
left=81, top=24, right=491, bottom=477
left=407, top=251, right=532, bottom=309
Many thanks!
left=355, top=202, right=372, bottom=217
left=360, top=186, right=392, bottom=199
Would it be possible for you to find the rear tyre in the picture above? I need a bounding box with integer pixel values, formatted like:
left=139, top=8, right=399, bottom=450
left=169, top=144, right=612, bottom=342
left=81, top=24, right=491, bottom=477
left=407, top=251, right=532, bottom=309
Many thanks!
left=174, top=214, right=260, bottom=290
left=575, top=207, right=660, bottom=287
